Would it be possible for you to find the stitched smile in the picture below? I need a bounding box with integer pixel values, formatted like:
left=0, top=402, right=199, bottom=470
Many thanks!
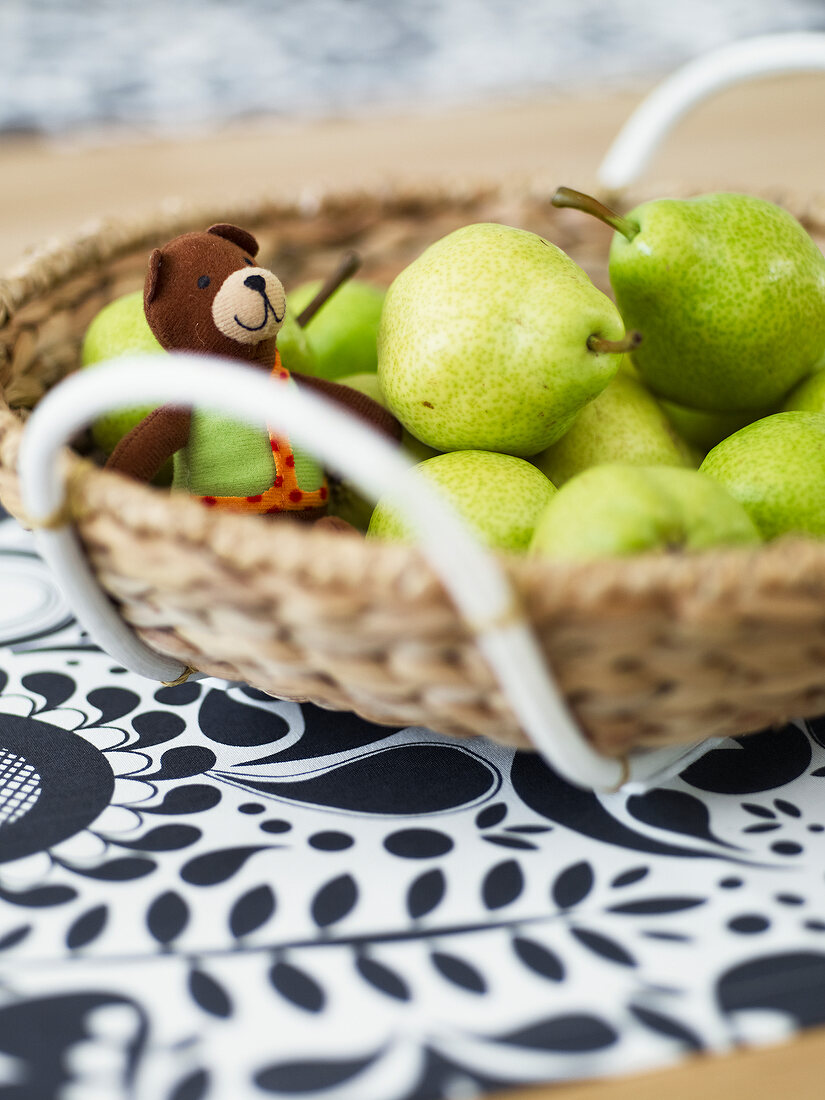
left=235, top=290, right=285, bottom=332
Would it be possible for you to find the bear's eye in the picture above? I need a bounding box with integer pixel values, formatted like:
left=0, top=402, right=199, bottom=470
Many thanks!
left=197, top=275, right=210, bottom=289
left=244, top=257, right=254, bottom=266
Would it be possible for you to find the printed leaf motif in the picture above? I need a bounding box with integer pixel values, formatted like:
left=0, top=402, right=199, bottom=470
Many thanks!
left=496, top=1013, right=618, bottom=1051
left=512, top=936, right=565, bottom=982
left=356, top=956, right=411, bottom=1001
left=475, top=802, right=507, bottom=829
left=431, top=951, right=487, bottom=994
left=0, top=925, right=31, bottom=951
left=681, top=725, right=811, bottom=794
left=66, top=905, right=108, bottom=949
left=643, top=931, right=692, bottom=943
left=611, top=867, right=650, bottom=889
left=139, top=746, right=217, bottom=782
left=384, top=829, right=453, bottom=859
left=154, top=682, right=202, bottom=706
left=85, top=687, right=140, bottom=727
left=188, top=968, right=232, bottom=1018
left=607, top=897, right=705, bottom=916
left=130, top=711, right=187, bottom=749
left=21, top=672, right=75, bottom=711
left=255, top=1054, right=378, bottom=1093
left=233, top=744, right=498, bottom=815
left=147, top=891, right=190, bottom=945
left=629, top=1004, right=703, bottom=1051
left=717, top=951, right=825, bottom=1026
left=407, top=869, right=446, bottom=919
left=169, top=1067, right=210, bottom=1100
left=0, top=885, right=77, bottom=908
left=198, top=688, right=289, bottom=746
left=181, top=847, right=268, bottom=887
left=626, top=789, right=736, bottom=848
left=774, top=799, right=801, bottom=818
left=552, top=861, right=594, bottom=909
left=229, top=885, right=276, bottom=938
left=311, top=874, right=358, bottom=928
left=65, top=857, right=156, bottom=881
left=482, top=860, right=524, bottom=910
left=742, top=803, right=776, bottom=819
left=269, top=961, right=325, bottom=1013
left=143, top=784, right=221, bottom=815
left=570, top=927, right=636, bottom=967
left=481, top=835, right=539, bottom=851
left=115, top=825, right=202, bottom=852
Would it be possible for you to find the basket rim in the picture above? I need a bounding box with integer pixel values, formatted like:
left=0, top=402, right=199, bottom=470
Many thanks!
left=2, top=179, right=825, bottom=622
left=3, top=177, right=823, bottom=321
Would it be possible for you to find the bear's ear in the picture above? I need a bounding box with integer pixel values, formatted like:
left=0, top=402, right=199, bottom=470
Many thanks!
left=207, top=223, right=260, bottom=257
left=144, top=248, right=162, bottom=307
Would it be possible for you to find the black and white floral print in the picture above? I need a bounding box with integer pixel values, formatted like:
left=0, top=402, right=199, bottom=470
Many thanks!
left=1, top=510, right=825, bottom=1100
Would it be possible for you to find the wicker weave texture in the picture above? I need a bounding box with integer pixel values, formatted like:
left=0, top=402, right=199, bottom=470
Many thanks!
left=2, top=183, right=825, bottom=757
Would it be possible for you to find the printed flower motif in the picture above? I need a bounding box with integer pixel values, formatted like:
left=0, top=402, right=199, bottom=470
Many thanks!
left=0, top=672, right=156, bottom=895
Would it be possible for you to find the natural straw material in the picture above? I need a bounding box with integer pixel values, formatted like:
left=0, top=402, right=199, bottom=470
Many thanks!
left=2, top=183, right=825, bottom=758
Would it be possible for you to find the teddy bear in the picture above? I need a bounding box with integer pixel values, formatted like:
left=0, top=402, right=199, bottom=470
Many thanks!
left=106, top=223, right=399, bottom=520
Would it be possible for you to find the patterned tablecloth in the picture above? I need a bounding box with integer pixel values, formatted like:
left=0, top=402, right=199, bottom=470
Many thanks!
left=1, top=507, right=824, bottom=1100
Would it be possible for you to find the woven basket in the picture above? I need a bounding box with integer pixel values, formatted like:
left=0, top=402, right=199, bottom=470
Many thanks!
left=3, top=178, right=825, bottom=767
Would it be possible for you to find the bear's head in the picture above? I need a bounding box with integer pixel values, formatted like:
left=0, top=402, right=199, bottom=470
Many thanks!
left=144, top=224, right=285, bottom=367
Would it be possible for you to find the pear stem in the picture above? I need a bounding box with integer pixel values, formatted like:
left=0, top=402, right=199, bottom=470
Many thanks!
left=552, top=186, right=640, bottom=241
left=587, top=331, right=642, bottom=356
left=295, top=250, right=362, bottom=328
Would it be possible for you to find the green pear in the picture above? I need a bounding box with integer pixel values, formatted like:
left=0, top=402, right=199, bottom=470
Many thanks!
left=781, top=368, right=825, bottom=416
left=657, top=396, right=766, bottom=455
left=81, top=291, right=172, bottom=480
left=377, top=223, right=633, bottom=457
left=276, top=307, right=317, bottom=375
left=368, top=450, right=556, bottom=553
left=530, top=464, right=760, bottom=560
left=553, top=188, right=825, bottom=412
left=325, top=371, right=442, bottom=530
left=337, top=371, right=441, bottom=463
left=338, top=370, right=383, bottom=404
left=288, top=279, right=385, bottom=380
left=532, top=372, right=696, bottom=487
left=700, top=411, right=825, bottom=539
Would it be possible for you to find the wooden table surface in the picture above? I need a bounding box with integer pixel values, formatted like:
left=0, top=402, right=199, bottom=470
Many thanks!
left=493, top=1023, right=825, bottom=1099
left=1, top=73, right=824, bottom=1098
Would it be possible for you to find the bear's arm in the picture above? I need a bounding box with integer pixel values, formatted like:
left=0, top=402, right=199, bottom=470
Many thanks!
left=106, top=405, right=192, bottom=482
left=290, top=372, right=402, bottom=443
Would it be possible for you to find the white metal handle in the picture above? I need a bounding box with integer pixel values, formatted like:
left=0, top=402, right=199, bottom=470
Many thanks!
left=18, top=353, right=637, bottom=790
left=598, top=32, right=825, bottom=191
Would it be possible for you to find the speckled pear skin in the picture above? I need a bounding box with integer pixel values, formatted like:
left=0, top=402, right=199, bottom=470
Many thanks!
left=378, top=223, right=626, bottom=457
left=699, top=411, right=825, bottom=539
left=531, top=371, right=696, bottom=487
left=658, top=394, right=766, bottom=455
left=609, top=194, right=825, bottom=413
left=367, top=449, right=557, bottom=553
left=781, top=368, right=825, bottom=415
left=529, top=464, right=760, bottom=561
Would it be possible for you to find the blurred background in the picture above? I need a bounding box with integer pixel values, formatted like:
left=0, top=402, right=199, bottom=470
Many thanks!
left=0, top=0, right=824, bottom=266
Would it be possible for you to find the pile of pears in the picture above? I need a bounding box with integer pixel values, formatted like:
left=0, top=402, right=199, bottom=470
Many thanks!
left=83, top=189, right=825, bottom=561
left=367, top=188, right=825, bottom=560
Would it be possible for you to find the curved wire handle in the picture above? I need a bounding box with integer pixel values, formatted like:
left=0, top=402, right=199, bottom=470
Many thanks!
left=598, top=32, right=825, bottom=192
left=18, top=353, right=638, bottom=790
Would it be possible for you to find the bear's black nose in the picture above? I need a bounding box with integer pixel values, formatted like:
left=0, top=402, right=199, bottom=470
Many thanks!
left=244, top=274, right=266, bottom=293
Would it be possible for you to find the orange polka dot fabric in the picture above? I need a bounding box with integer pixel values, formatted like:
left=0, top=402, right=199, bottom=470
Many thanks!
left=199, top=355, right=328, bottom=516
